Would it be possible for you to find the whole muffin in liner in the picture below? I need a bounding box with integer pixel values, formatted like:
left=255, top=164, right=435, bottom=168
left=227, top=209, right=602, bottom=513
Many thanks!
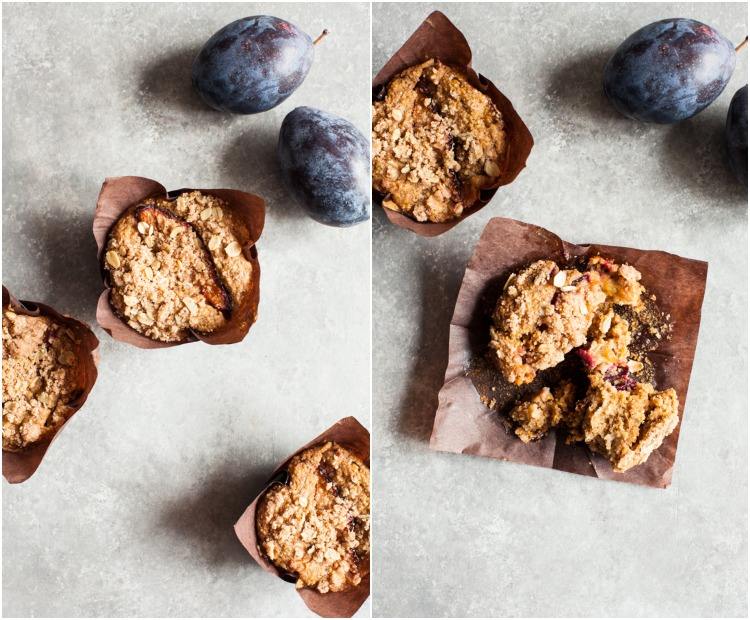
left=429, top=218, right=708, bottom=488
left=93, top=176, right=265, bottom=348
left=372, top=11, right=534, bottom=237
left=2, top=286, right=99, bottom=484
left=234, top=417, right=370, bottom=617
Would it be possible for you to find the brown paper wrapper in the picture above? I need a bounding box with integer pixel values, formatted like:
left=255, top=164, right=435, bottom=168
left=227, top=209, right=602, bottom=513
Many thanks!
left=2, top=286, right=99, bottom=484
left=234, top=416, right=370, bottom=617
left=372, top=10, right=534, bottom=237
left=93, top=176, right=265, bottom=348
left=429, top=218, right=708, bottom=488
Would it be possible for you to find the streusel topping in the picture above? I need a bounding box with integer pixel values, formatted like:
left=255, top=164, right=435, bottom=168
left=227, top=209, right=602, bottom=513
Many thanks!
left=256, top=442, right=370, bottom=594
left=373, top=59, right=506, bottom=222
left=2, top=307, right=81, bottom=451
left=103, top=191, right=252, bottom=343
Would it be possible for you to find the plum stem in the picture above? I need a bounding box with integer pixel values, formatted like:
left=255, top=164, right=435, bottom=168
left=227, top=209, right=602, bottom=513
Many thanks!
left=313, top=29, right=329, bottom=46
left=736, top=36, right=748, bottom=53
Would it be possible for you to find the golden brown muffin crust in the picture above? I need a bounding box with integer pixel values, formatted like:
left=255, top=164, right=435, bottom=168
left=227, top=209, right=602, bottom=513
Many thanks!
left=2, top=307, right=81, bottom=451
left=372, top=59, right=506, bottom=223
left=256, top=442, right=370, bottom=594
left=103, top=191, right=252, bottom=343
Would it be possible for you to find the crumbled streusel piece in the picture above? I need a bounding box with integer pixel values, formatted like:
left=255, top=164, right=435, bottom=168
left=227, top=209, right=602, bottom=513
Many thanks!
left=509, top=380, right=577, bottom=443
left=372, top=59, right=506, bottom=222
left=2, top=307, right=81, bottom=451
left=104, top=191, right=252, bottom=343
left=256, top=442, right=370, bottom=594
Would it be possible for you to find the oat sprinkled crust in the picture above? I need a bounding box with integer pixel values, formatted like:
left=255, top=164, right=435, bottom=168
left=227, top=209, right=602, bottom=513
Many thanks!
left=2, top=307, right=81, bottom=451
left=493, top=256, right=679, bottom=472
left=372, top=59, right=506, bottom=223
left=103, top=191, right=252, bottom=343
left=256, top=442, right=370, bottom=594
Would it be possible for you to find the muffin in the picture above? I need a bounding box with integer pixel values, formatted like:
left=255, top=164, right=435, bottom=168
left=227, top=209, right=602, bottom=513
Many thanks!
left=492, top=256, right=679, bottom=472
left=2, top=306, right=83, bottom=451
left=256, top=442, right=370, bottom=594
left=102, top=190, right=253, bottom=343
left=372, top=59, right=506, bottom=223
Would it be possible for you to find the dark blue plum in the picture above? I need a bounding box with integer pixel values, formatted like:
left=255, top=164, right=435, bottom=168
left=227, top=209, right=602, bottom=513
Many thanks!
left=192, top=16, right=314, bottom=114
left=726, top=85, right=748, bottom=185
left=277, top=107, right=370, bottom=227
left=603, top=18, right=736, bottom=123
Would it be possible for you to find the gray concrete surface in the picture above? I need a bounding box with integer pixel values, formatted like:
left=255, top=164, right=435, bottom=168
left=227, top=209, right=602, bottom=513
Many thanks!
left=2, top=3, right=369, bottom=617
left=373, top=3, right=747, bottom=617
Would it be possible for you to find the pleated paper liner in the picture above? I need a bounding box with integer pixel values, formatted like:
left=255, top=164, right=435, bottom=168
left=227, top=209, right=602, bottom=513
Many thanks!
left=234, top=416, right=370, bottom=617
left=2, top=286, right=99, bottom=483
left=429, top=217, right=708, bottom=488
left=93, top=176, right=265, bottom=348
left=372, top=10, right=534, bottom=237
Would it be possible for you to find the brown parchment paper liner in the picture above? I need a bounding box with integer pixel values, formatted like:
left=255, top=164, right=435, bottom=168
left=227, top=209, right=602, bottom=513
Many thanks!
left=234, top=416, right=370, bottom=617
left=2, top=286, right=99, bottom=484
left=372, top=11, right=534, bottom=237
left=429, top=218, right=708, bottom=488
left=93, top=176, right=265, bottom=349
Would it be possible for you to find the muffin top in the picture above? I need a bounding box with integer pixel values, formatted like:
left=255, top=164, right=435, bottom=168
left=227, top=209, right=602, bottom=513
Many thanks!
left=256, top=442, right=370, bottom=594
left=103, top=191, right=252, bottom=343
left=372, top=59, right=506, bottom=222
left=2, top=307, right=82, bottom=451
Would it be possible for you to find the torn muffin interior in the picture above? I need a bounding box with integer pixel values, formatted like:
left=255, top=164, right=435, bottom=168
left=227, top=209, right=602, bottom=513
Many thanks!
left=103, top=190, right=253, bottom=343
left=490, top=256, right=679, bottom=472
left=2, top=307, right=82, bottom=451
left=256, top=442, right=370, bottom=594
left=372, top=59, right=506, bottom=223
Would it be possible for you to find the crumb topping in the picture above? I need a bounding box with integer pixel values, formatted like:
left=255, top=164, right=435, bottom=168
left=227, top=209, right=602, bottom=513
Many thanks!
left=372, top=59, right=506, bottom=222
left=103, top=191, right=252, bottom=343
left=256, top=442, right=370, bottom=594
left=2, top=307, right=81, bottom=451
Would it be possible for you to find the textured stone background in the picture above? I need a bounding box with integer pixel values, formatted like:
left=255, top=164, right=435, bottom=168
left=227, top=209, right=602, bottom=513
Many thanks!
left=373, top=3, right=747, bottom=617
left=2, top=3, right=369, bottom=617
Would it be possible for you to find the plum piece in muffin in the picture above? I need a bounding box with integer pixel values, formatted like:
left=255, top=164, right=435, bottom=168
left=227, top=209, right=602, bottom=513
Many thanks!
left=103, top=191, right=253, bottom=343
left=256, top=442, right=370, bottom=594
left=372, top=59, right=506, bottom=223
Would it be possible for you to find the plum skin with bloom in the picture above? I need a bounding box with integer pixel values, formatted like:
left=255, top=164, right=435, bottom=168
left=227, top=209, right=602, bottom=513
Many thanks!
left=277, top=107, right=371, bottom=227
left=603, top=18, right=736, bottom=123
left=192, top=16, right=313, bottom=114
left=726, top=85, right=748, bottom=185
